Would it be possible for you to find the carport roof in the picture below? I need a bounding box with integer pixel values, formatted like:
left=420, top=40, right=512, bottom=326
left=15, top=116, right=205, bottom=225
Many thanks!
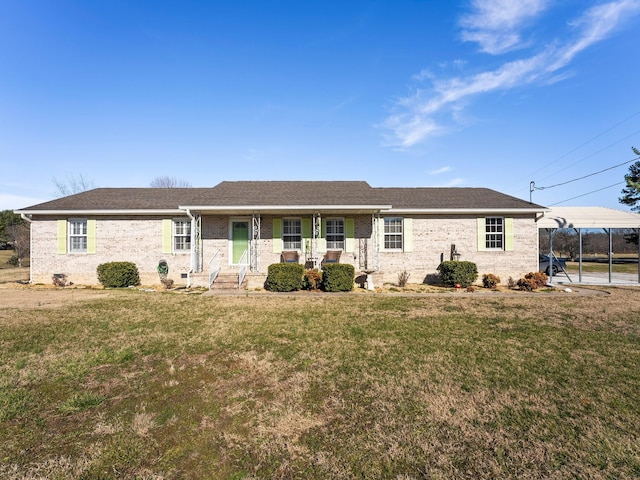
left=537, top=206, right=640, bottom=229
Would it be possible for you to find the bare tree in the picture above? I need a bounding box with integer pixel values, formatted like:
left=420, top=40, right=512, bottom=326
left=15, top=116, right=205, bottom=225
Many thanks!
left=150, top=176, right=192, bottom=188
left=52, top=173, right=95, bottom=197
left=7, top=223, right=30, bottom=267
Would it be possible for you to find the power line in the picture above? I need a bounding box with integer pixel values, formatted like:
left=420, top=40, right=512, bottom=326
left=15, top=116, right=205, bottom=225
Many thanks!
left=549, top=182, right=624, bottom=206
left=534, top=155, right=640, bottom=191
left=514, top=110, right=640, bottom=184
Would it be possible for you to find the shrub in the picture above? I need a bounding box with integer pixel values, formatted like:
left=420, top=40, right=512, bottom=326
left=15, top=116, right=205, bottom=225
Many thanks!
left=303, top=268, right=322, bottom=290
left=482, top=273, right=500, bottom=289
left=397, top=270, right=410, bottom=287
left=96, top=262, right=140, bottom=288
left=6, top=254, right=19, bottom=266
left=437, top=261, right=478, bottom=287
left=507, top=276, right=517, bottom=289
left=322, top=263, right=355, bottom=292
left=265, top=263, right=304, bottom=292
left=517, top=271, right=548, bottom=291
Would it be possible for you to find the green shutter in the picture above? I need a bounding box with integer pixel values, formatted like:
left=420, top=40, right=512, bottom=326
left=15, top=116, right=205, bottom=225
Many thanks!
left=272, top=219, right=282, bottom=253
left=302, top=218, right=312, bottom=253
left=162, top=219, right=173, bottom=254
left=57, top=219, right=67, bottom=254
left=505, top=217, right=514, bottom=251
left=477, top=218, right=486, bottom=252
left=345, top=218, right=355, bottom=252
left=87, top=219, right=96, bottom=254
left=402, top=218, right=413, bottom=252
left=318, top=218, right=326, bottom=252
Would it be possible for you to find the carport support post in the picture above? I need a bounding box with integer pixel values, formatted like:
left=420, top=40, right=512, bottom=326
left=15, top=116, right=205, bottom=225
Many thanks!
left=578, top=228, right=583, bottom=283
left=548, top=228, right=555, bottom=283
left=637, top=228, right=640, bottom=284
left=604, top=228, right=612, bottom=284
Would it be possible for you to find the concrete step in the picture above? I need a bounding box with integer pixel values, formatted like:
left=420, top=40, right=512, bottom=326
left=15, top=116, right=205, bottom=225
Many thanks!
left=210, top=273, right=247, bottom=290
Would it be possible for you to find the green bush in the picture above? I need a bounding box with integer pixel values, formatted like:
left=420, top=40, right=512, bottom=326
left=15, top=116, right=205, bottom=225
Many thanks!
left=265, top=263, right=304, bottom=292
left=6, top=254, right=19, bottom=266
left=437, top=261, right=478, bottom=287
left=96, top=262, right=140, bottom=288
left=322, top=264, right=355, bottom=292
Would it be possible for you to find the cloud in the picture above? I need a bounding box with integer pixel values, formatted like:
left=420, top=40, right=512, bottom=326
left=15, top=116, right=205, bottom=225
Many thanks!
left=435, top=178, right=465, bottom=187
left=384, top=0, right=640, bottom=149
left=460, top=0, right=549, bottom=54
left=429, top=166, right=452, bottom=175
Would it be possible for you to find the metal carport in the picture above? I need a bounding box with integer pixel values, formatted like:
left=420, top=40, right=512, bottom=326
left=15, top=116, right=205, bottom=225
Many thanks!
left=537, top=207, right=640, bottom=284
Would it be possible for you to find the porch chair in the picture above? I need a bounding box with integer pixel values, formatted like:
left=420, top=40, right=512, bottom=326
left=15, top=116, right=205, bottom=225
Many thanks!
left=322, top=250, right=341, bottom=267
left=281, top=250, right=300, bottom=263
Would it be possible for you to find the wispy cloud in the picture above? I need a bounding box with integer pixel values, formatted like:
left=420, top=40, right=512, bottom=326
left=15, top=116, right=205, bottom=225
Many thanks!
left=429, top=166, right=452, bottom=175
left=434, top=178, right=465, bottom=187
left=384, top=0, right=640, bottom=149
left=460, top=0, right=549, bottom=54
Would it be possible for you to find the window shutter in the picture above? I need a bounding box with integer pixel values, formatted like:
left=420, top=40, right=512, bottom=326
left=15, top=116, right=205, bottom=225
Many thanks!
left=402, top=218, right=413, bottom=252
left=272, top=219, right=282, bottom=253
left=162, top=219, right=173, bottom=254
left=302, top=218, right=312, bottom=253
left=57, top=219, right=67, bottom=254
left=318, top=218, right=326, bottom=252
left=345, top=218, right=355, bottom=252
left=87, top=219, right=97, bottom=254
left=505, top=217, right=514, bottom=251
left=477, top=218, right=487, bottom=251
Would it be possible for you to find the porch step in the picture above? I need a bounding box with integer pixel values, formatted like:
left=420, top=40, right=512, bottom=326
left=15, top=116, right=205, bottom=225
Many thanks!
left=210, top=273, right=247, bottom=290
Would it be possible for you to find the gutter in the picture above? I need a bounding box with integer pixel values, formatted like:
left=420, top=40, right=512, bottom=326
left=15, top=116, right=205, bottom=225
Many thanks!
left=13, top=209, right=186, bottom=216
left=20, top=213, right=33, bottom=284
left=184, top=208, right=196, bottom=288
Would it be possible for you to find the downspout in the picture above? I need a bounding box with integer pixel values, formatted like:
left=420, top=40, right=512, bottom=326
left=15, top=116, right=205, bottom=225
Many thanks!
left=20, top=213, right=33, bottom=284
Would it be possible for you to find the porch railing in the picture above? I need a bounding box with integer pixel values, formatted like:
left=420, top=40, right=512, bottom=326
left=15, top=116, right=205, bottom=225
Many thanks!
left=238, top=249, right=248, bottom=289
left=208, top=249, right=221, bottom=289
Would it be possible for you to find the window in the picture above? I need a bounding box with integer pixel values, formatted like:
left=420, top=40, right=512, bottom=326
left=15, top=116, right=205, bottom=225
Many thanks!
left=485, top=217, right=504, bottom=249
left=283, top=219, right=301, bottom=250
left=68, top=219, right=87, bottom=253
left=174, top=219, right=191, bottom=252
left=384, top=218, right=403, bottom=250
left=325, top=219, right=345, bottom=250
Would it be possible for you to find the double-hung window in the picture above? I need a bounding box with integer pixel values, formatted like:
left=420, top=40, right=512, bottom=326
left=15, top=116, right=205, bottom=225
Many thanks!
left=325, top=219, right=345, bottom=250
left=174, top=219, right=191, bottom=252
left=69, top=219, right=88, bottom=253
left=485, top=217, right=504, bottom=250
left=283, top=219, right=301, bottom=250
left=384, top=218, right=403, bottom=250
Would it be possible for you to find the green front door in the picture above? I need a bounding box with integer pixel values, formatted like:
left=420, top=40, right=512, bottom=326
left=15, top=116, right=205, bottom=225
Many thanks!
left=232, top=221, right=249, bottom=264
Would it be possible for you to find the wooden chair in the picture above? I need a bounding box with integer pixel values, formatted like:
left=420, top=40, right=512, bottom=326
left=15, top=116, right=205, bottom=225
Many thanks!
left=281, top=251, right=300, bottom=263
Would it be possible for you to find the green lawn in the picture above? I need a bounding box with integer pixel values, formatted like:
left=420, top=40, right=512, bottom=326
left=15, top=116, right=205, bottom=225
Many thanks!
left=1, top=289, right=639, bottom=479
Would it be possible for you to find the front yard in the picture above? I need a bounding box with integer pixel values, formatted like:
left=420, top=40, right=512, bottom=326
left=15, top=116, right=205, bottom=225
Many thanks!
left=1, top=286, right=639, bottom=479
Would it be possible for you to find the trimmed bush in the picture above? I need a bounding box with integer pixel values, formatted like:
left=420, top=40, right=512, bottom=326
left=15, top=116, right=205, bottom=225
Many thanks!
left=322, top=264, right=355, bottom=292
left=96, top=262, right=140, bottom=288
left=303, top=268, right=322, bottom=290
left=265, top=263, right=304, bottom=292
left=482, top=273, right=501, bottom=289
left=437, top=261, right=478, bottom=287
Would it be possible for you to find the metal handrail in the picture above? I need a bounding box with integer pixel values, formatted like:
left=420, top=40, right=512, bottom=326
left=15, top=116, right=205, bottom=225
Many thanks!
left=238, top=249, right=248, bottom=289
left=208, top=249, right=221, bottom=288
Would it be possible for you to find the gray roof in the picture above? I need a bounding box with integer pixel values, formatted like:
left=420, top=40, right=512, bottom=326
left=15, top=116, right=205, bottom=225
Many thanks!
left=17, top=181, right=545, bottom=213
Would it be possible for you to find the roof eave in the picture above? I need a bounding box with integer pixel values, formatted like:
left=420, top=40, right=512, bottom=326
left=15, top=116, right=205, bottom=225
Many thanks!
left=384, top=207, right=548, bottom=214
left=15, top=209, right=186, bottom=216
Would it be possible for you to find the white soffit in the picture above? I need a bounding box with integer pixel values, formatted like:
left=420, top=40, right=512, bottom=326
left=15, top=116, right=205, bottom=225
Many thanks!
left=537, top=207, right=640, bottom=229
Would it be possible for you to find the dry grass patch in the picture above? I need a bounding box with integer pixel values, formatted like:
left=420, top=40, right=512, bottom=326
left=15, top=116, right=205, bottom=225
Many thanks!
left=0, top=288, right=639, bottom=478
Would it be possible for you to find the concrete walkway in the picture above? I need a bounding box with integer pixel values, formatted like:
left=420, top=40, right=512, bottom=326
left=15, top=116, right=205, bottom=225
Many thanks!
left=550, top=271, right=640, bottom=286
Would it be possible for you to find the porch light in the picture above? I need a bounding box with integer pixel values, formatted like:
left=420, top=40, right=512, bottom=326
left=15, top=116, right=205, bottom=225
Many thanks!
left=451, top=244, right=461, bottom=261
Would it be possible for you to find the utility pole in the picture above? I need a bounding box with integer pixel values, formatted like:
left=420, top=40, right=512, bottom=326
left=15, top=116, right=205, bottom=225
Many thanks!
left=529, top=181, right=535, bottom=203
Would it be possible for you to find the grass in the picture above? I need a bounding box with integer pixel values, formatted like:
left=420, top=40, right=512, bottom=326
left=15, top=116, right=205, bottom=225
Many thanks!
left=0, top=250, right=29, bottom=283
left=1, top=288, right=639, bottom=478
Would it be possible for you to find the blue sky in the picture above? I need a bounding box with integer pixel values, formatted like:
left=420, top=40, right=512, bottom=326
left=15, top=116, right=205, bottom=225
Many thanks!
left=2, top=0, right=640, bottom=211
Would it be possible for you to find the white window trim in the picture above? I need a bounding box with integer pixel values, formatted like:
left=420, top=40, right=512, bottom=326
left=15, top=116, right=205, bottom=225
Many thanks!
left=282, top=218, right=302, bottom=251
left=68, top=218, right=88, bottom=254
left=383, top=217, right=403, bottom=251
left=173, top=218, right=191, bottom=253
left=325, top=217, right=345, bottom=251
left=485, top=216, right=504, bottom=251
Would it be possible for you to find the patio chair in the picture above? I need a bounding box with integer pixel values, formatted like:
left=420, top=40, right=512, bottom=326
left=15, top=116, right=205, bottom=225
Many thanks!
left=322, top=250, right=341, bottom=267
left=281, top=250, right=300, bottom=263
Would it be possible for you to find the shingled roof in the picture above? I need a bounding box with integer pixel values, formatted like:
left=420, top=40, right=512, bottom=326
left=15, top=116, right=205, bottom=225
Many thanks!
left=17, top=181, right=545, bottom=213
